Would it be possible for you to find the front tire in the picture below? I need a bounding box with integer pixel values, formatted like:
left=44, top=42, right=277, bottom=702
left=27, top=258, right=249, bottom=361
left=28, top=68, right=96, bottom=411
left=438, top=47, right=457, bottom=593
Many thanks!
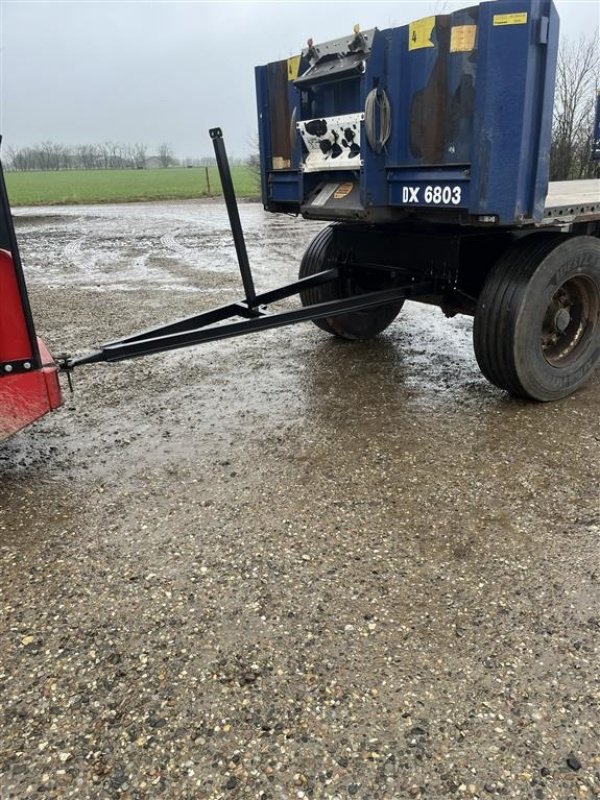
left=473, top=235, right=600, bottom=401
left=299, top=225, right=403, bottom=340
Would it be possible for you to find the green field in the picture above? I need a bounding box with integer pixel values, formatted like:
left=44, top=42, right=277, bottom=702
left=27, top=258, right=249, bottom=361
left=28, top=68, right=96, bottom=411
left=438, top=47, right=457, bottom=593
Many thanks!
left=5, top=166, right=260, bottom=206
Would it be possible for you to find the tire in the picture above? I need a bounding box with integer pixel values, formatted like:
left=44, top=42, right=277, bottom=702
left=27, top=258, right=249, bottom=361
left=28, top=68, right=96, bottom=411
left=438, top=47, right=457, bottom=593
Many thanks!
left=474, top=234, right=600, bottom=401
left=299, top=225, right=403, bottom=340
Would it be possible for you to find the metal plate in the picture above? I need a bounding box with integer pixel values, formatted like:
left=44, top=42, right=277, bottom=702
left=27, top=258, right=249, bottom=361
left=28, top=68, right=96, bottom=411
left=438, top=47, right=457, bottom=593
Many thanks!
left=298, top=113, right=364, bottom=173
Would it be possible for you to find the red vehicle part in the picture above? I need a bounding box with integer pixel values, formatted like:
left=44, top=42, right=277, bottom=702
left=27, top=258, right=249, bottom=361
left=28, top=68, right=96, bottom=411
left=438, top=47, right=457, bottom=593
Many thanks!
left=0, top=249, right=62, bottom=440
left=0, top=156, right=63, bottom=440
left=0, top=328, right=62, bottom=442
left=0, top=152, right=62, bottom=440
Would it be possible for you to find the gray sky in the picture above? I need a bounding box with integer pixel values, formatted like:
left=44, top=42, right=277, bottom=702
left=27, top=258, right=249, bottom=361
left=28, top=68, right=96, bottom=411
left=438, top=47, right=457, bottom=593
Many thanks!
left=1, top=0, right=598, bottom=160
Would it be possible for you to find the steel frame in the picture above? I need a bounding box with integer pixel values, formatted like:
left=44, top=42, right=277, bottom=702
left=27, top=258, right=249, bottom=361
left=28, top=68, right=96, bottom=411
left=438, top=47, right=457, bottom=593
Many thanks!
left=66, top=130, right=434, bottom=370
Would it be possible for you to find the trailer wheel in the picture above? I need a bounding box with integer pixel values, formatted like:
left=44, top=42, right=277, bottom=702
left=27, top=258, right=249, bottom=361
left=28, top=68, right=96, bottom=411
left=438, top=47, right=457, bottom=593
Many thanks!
left=299, top=225, right=403, bottom=339
left=473, top=235, right=600, bottom=401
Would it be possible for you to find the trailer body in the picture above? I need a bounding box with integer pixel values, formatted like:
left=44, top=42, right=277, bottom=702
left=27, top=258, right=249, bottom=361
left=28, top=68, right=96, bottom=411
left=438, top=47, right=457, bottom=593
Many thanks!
left=249, top=0, right=600, bottom=401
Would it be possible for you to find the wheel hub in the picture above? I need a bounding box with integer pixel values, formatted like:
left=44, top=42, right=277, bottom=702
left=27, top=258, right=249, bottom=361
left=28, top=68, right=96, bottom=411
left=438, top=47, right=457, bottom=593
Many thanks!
left=541, top=275, right=599, bottom=366
left=554, top=307, right=571, bottom=333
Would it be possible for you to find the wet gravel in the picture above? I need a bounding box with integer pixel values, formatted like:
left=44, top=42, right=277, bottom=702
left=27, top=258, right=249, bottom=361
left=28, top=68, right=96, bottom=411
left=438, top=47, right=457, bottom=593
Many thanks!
left=1, top=201, right=599, bottom=799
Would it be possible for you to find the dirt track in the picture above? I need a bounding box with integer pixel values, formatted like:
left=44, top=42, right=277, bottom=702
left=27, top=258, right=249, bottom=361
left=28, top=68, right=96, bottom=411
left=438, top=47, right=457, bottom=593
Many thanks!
left=1, top=201, right=599, bottom=800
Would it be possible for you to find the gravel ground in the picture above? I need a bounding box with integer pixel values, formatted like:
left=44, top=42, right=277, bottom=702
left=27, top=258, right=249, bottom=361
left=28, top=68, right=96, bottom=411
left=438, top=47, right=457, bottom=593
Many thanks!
left=1, top=201, right=599, bottom=800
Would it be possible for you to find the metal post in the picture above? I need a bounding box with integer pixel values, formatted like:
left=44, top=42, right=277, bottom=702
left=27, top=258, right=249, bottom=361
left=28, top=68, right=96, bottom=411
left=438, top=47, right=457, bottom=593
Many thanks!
left=210, top=127, right=257, bottom=307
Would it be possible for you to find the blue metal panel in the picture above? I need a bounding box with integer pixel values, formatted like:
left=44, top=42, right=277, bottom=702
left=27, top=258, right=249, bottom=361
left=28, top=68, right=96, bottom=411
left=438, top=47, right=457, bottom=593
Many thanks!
left=255, top=0, right=560, bottom=226
left=386, top=6, right=479, bottom=170
left=470, top=0, right=559, bottom=223
left=268, top=171, right=303, bottom=204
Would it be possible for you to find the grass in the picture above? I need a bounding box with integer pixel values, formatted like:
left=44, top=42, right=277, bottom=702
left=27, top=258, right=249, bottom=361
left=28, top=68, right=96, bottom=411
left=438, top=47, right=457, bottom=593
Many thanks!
left=5, top=166, right=261, bottom=206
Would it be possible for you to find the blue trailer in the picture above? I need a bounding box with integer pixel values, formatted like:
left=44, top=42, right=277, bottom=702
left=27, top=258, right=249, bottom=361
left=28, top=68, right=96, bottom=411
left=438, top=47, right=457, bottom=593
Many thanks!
left=63, top=0, right=599, bottom=403
left=251, top=0, right=600, bottom=400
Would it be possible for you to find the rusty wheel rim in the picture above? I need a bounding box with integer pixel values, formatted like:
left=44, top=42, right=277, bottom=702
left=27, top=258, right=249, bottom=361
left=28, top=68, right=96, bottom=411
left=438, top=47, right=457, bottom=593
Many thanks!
left=541, top=275, right=600, bottom=367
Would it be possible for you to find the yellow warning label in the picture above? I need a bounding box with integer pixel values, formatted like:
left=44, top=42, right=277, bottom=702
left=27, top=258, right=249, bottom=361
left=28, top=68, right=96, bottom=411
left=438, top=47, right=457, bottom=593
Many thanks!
left=450, top=25, right=477, bottom=53
left=333, top=182, right=354, bottom=200
left=408, top=16, right=436, bottom=51
left=493, top=12, right=528, bottom=26
left=287, top=55, right=300, bottom=81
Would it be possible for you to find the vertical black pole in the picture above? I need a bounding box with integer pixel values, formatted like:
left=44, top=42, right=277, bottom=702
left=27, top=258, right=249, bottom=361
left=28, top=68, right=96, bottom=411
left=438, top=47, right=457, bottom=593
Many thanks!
left=209, top=128, right=257, bottom=307
left=0, top=141, right=42, bottom=369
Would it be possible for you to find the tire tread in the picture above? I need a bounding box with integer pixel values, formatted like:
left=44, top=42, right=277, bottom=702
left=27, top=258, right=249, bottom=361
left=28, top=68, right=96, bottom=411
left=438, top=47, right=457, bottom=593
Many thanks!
left=474, top=234, right=600, bottom=400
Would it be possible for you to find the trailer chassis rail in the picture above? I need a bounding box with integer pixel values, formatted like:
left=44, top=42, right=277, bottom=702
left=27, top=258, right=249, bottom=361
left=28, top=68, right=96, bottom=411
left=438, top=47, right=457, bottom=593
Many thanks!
left=64, top=129, right=435, bottom=370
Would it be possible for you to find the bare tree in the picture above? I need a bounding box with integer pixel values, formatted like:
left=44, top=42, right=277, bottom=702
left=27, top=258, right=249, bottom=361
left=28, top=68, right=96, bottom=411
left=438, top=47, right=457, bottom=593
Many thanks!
left=550, top=34, right=599, bottom=181
left=5, top=145, right=24, bottom=171
left=38, top=141, right=61, bottom=170
left=133, top=143, right=147, bottom=169
left=158, top=142, right=174, bottom=168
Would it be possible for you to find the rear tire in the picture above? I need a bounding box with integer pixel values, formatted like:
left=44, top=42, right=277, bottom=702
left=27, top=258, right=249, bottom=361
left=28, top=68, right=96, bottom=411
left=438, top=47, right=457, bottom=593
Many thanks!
left=473, top=235, right=600, bottom=401
left=299, top=225, right=403, bottom=340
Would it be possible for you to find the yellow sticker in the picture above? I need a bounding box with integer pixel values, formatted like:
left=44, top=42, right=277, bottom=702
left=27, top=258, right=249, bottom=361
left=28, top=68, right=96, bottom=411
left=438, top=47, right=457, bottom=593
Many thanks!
left=450, top=25, right=477, bottom=53
left=287, top=55, right=300, bottom=81
left=333, top=182, right=354, bottom=200
left=408, top=16, right=436, bottom=51
left=493, top=12, right=528, bottom=26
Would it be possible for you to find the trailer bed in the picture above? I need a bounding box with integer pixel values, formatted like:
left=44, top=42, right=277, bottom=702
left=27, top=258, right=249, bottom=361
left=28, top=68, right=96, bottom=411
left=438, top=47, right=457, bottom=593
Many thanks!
left=543, top=179, right=600, bottom=224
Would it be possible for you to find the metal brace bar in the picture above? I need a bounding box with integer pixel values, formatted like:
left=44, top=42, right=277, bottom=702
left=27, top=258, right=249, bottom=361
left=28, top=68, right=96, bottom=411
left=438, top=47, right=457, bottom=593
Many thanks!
left=67, top=282, right=431, bottom=367
left=101, top=270, right=339, bottom=347
left=253, top=269, right=338, bottom=306
left=104, top=302, right=253, bottom=346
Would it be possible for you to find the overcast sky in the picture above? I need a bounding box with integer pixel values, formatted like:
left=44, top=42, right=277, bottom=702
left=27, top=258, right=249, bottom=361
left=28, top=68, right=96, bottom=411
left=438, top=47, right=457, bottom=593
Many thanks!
left=1, top=0, right=598, bottom=160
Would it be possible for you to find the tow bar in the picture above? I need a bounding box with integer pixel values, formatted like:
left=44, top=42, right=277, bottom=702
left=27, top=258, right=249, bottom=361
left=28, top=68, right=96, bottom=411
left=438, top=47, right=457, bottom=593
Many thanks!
left=63, top=129, right=432, bottom=371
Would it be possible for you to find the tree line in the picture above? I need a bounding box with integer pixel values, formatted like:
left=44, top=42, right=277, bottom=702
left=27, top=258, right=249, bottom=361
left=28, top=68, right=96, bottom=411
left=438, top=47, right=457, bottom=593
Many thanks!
left=3, top=139, right=237, bottom=172
left=4, top=141, right=180, bottom=171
